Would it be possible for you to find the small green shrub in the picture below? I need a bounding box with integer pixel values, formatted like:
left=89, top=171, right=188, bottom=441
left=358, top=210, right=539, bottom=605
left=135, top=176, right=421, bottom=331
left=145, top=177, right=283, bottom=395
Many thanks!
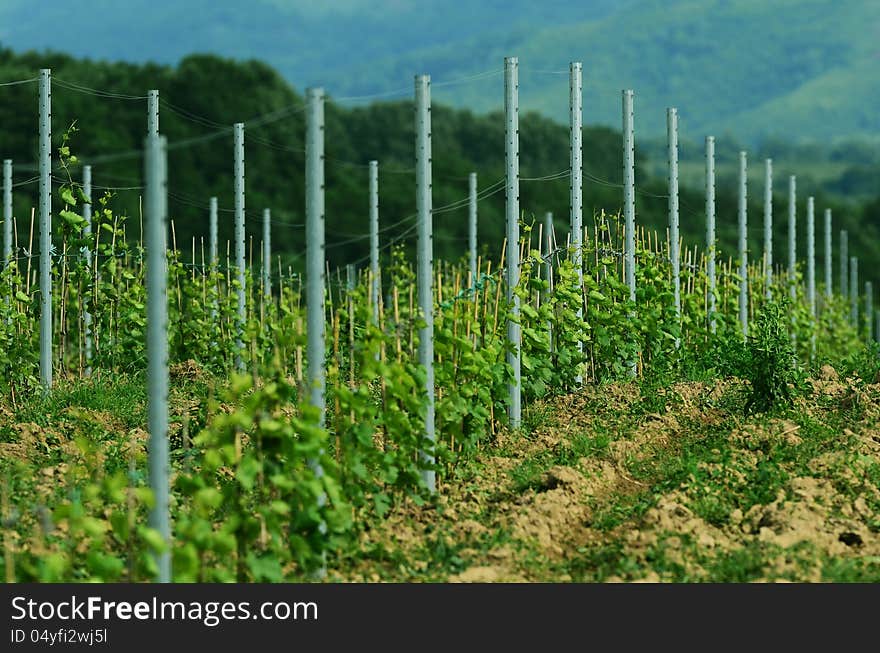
left=744, top=300, right=799, bottom=413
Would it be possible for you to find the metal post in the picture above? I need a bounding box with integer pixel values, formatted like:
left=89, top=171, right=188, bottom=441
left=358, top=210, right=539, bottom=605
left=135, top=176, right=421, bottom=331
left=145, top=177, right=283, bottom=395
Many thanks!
left=415, top=74, right=435, bottom=491
left=369, top=160, right=380, bottom=323
left=304, top=89, right=328, bottom=572
left=807, top=196, right=816, bottom=357
left=543, top=211, right=553, bottom=354
left=233, top=123, right=246, bottom=372
left=147, top=89, right=159, bottom=136
left=209, top=197, right=218, bottom=267
left=850, top=256, right=858, bottom=326
left=306, top=89, right=326, bottom=426
left=39, top=68, right=52, bottom=390
left=668, top=108, right=681, bottom=343
left=737, top=151, right=748, bottom=336
left=823, top=208, right=831, bottom=302
left=788, top=175, right=796, bottom=302
left=866, top=282, right=873, bottom=343
left=764, top=158, right=773, bottom=301
left=505, top=57, right=522, bottom=426
left=705, top=136, right=716, bottom=333
left=875, top=308, right=880, bottom=344
left=468, top=172, right=477, bottom=287
left=208, top=197, right=218, bottom=327
left=543, top=211, right=554, bottom=290
left=806, top=197, right=815, bottom=318
left=840, top=230, right=848, bottom=301
left=623, top=90, right=636, bottom=303
left=83, top=165, right=93, bottom=375
left=2, top=159, right=10, bottom=265
left=262, top=208, right=271, bottom=299
left=145, top=133, right=170, bottom=583
left=570, top=62, right=583, bottom=381
left=623, top=89, right=636, bottom=376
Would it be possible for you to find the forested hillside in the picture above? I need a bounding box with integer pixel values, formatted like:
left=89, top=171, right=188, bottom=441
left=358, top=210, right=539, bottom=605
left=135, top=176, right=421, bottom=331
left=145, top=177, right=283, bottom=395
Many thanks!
left=1, top=0, right=878, bottom=142
left=1, top=48, right=877, bottom=272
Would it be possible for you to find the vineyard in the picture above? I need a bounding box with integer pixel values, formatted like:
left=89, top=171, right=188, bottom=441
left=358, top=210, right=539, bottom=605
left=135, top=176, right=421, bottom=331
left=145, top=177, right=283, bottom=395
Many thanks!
left=1, top=58, right=879, bottom=583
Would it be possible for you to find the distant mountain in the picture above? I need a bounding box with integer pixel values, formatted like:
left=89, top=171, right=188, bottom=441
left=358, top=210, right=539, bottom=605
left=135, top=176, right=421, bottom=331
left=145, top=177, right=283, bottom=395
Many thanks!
left=1, top=0, right=878, bottom=144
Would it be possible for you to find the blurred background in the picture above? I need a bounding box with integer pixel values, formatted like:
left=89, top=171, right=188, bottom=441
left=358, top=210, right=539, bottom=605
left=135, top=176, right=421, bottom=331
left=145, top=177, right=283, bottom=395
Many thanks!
left=0, top=0, right=877, bottom=271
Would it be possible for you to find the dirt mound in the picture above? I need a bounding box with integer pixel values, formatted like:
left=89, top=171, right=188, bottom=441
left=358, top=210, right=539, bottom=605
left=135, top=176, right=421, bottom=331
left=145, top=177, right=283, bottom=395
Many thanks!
left=818, top=365, right=839, bottom=381
left=609, top=413, right=679, bottom=462
left=512, top=465, right=591, bottom=557
left=729, top=419, right=803, bottom=448
left=740, top=477, right=880, bottom=556
left=450, top=565, right=525, bottom=583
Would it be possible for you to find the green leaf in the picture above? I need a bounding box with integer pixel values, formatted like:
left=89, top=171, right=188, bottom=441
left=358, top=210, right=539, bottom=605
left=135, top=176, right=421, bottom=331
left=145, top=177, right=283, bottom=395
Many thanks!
left=60, top=186, right=77, bottom=206
left=59, top=209, right=85, bottom=227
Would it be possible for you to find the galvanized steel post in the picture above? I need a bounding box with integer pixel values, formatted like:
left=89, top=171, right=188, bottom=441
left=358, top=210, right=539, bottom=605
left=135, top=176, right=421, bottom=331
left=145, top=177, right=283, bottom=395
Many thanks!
left=233, top=123, right=246, bottom=372
left=668, top=109, right=681, bottom=341
left=544, top=211, right=554, bottom=354
left=705, top=136, right=716, bottom=333
left=39, top=69, right=52, bottom=390
left=2, top=159, right=10, bottom=265
left=763, top=158, right=773, bottom=301
left=145, top=133, right=170, bottom=583
left=840, top=230, right=848, bottom=301
left=570, top=62, right=584, bottom=380
left=875, top=308, right=880, bottom=343
left=369, top=160, right=380, bottom=322
left=823, top=208, right=831, bottom=301
left=209, top=197, right=218, bottom=267
left=83, top=165, right=93, bottom=375
left=505, top=57, right=522, bottom=426
left=304, top=89, right=328, bottom=569
left=468, top=172, right=477, bottom=287
left=415, top=74, right=436, bottom=491
left=262, top=208, right=271, bottom=299
left=850, top=256, right=858, bottom=327
left=788, top=175, right=797, bottom=302
left=737, top=151, right=748, bottom=335
left=147, top=89, right=159, bottom=136
left=623, top=89, right=636, bottom=375
left=806, top=197, right=815, bottom=318
left=866, top=282, right=873, bottom=343
left=305, top=89, right=326, bottom=426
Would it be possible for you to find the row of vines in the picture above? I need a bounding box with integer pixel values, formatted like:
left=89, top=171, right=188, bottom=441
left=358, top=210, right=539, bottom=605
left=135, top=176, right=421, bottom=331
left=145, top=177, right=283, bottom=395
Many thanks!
left=0, top=136, right=868, bottom=581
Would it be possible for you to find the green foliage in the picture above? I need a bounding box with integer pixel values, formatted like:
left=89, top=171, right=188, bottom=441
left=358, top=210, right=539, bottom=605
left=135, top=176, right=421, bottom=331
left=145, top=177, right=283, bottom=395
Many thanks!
left=744, top=300, right=800, bottom=413
left=174, top=373, right=348, bottom=581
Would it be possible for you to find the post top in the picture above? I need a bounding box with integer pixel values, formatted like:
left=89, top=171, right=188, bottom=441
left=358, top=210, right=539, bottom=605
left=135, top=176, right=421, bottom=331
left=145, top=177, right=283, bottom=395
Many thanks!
left=306, top=87, right=324, bottom=98
left=414, top=74, right=430, bottom=83
left=706, top=135, right=715, bottom=143
left=369, top=159, right=378, bottom=166
left=39, top=68, right=50, bottom=75
left=570, top=61, right=582, bottom=70
left=504, top=56, right=518, bottom=65
left=3, top=159, right=11, bottom=165
left=234, top=122, right=244, bottom=130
